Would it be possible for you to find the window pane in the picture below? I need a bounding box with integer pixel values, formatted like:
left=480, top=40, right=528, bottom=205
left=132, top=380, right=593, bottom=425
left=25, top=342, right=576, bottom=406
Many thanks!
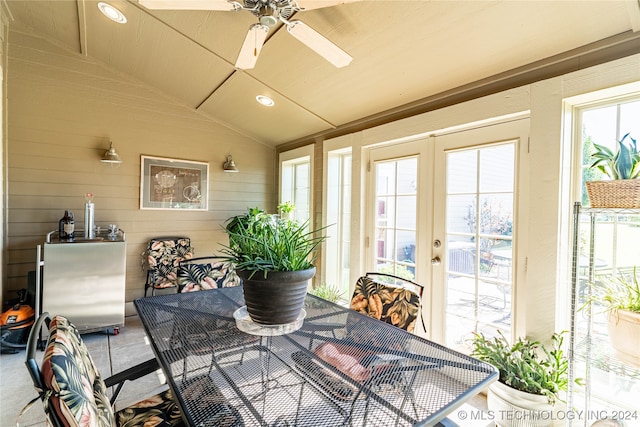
left=447, top=150, right=477, bottom=194
left=619, top=100, right=640, bottom=139
left=447, top=194, right=476, bottom=234
left=396, top=196, right=416, bottom=228
left=376, top=163, right=395, bottom=195
left=396, top=158, right=417, bottom=194
left=480, top=144, right=514, bottom=193
left=478, top=194, right=513, bottom=237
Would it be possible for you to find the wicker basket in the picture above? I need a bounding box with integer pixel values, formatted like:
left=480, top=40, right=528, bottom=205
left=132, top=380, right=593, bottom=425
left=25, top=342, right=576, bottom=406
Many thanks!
left=586, top=180, right=640, bottom=208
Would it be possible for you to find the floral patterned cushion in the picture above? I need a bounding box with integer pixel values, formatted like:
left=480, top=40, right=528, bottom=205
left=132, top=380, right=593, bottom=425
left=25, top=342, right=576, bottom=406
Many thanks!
left=42, top=316, right=183, bottom=427
left=42, top=316, right=115, bottom=426
left=146, top=238, right=194, bottom=289
left=114, top=388, right=182, bottom=427
left=178, top=259, right=240, bottom=293
left=350, top=275, right=421, bottom=332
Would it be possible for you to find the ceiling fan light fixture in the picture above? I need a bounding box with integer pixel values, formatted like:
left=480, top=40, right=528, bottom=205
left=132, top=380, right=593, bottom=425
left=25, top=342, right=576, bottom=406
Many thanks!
left=259, top=14, right=278, bottom=27
left=97, top=2, right=127, bottom=24
left=235, top=24, right=269, bottom=69
left=286, top=20, right=352, bottom=68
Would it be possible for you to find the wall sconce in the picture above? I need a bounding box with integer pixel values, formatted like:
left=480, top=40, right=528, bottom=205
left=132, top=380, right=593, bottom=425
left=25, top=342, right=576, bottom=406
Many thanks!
left=223, top=155, right=239, bottom=173
left=101, top=142, right=123, bottom=167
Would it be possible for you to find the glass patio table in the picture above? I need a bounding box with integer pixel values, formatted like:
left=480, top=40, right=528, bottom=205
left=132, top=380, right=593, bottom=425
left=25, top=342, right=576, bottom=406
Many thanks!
left=134, top=287, right=497, bottom=427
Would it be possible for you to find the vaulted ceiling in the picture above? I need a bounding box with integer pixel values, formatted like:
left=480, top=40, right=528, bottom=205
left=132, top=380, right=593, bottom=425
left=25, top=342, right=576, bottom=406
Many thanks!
left=6, top=0, right=640, bottom=147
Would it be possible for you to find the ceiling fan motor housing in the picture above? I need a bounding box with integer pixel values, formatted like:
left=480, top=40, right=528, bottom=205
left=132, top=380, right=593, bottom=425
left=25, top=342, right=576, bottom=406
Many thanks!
left=246, top=0, right=296, bottom=27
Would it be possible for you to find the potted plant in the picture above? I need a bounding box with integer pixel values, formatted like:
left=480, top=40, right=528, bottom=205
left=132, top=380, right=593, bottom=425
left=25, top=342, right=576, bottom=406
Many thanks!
left=586, top=132, right=640, bottom=208
left=471, top=331, right=576, bottom=427
left=584, top=267, right=640, bottom=367
left=277, top=201, right=295, bottom=221
left=222, top=207, right=326, bottom=325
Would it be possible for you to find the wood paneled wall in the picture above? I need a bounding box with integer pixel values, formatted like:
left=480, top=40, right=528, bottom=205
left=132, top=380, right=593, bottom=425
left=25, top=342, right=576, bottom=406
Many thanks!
left=4, top=30, right=275, bottom=304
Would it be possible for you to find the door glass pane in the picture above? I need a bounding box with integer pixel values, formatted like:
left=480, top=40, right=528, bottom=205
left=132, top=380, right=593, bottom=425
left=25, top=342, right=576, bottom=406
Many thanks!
left=374, top=157, right=417, bottom=280
left=445, top=143, right=515, bottom=350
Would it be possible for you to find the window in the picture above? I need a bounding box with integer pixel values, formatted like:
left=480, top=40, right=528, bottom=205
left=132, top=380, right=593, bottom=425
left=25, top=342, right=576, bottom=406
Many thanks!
left=569, top=90, right=640, bottom=414
left=279, top=145, right=314, bottom=225
left=578, top=98, right=640, bottom=205
left=325, top=149, right=352, bottom=297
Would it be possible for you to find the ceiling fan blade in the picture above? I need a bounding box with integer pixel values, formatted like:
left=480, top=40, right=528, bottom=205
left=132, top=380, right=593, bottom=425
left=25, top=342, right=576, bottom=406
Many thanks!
left=295, top=0, right=362, bottom=11
left=286, top=20, right=352, bottom=68
left=138, top=0, right=236, bottom=10
left=235, top=24, right=269, bottom=69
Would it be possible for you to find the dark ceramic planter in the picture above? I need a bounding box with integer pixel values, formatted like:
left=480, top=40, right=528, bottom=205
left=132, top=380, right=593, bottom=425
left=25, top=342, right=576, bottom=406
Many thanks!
left=237, top=267, right=315, bottom=325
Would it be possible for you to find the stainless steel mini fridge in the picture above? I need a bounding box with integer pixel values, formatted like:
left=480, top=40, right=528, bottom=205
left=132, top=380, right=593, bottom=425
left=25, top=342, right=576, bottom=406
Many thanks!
left=38, top=230, right=126, bottom=334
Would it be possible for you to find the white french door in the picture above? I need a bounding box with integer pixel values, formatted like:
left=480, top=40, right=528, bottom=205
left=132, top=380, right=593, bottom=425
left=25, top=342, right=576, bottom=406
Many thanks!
left=366, top=139, right=432, bottom=332
left=363, top=119, right=527, bottom=343
left=432, top=118, right=529, bottom=347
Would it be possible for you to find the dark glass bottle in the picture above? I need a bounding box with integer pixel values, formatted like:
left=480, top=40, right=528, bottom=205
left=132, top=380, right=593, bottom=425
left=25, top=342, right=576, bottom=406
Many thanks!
left=59, top=210, right=75, bottom=241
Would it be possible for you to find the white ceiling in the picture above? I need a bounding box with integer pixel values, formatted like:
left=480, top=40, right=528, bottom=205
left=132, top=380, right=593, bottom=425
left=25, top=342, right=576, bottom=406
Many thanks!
left=6, top=0, right=640, bottom=147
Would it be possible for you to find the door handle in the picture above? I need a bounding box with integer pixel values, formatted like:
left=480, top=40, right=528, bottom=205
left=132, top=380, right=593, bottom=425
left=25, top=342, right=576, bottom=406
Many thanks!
left=431, top=256, right=441, bottom=266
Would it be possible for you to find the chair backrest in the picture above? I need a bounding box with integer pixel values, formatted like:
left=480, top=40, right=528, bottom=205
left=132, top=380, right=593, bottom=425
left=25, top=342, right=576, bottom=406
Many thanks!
left=25, top=313, right=114, bottom=427
left=177, top=256, right=241, bottom=292
left=145, top=236, right=194, bottom=288
left=350, top=272, right=423, bottom=333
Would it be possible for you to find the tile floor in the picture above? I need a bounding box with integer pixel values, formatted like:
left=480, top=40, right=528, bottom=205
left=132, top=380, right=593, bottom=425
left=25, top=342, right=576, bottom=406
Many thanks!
left=0, top=315, right=490, bottom=427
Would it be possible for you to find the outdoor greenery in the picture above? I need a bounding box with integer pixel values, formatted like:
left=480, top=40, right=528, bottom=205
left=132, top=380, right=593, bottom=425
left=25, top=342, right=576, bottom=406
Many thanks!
left=277, top=201, right=295, bottom=214
left=308, top=283, right=345, bottom=302
left=377, top=263, right=415, bottom=281
left=221, top=207, right=327, bottom=277
left=470, top=331, right=576, bottom=405
left=589, top=132, right=640, bottom=180
left=585, top=267, right=640, bottom=314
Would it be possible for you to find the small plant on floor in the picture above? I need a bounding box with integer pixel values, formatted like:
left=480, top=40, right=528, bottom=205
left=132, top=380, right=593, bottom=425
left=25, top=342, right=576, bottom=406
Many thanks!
left=470, top=330, right=579, bottom=405
left=309, top=283, right=344, bottom=303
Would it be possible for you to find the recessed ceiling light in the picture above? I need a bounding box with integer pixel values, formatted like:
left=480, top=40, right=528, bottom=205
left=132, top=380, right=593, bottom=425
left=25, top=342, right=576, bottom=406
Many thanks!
left=256, top=95, right=275, bottom=107
left=98, top=2, right=127, bottom=24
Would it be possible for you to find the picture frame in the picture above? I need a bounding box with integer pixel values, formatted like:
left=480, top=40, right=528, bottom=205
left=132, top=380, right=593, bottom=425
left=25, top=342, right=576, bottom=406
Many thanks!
left=140, top=155, right=209, bottom=211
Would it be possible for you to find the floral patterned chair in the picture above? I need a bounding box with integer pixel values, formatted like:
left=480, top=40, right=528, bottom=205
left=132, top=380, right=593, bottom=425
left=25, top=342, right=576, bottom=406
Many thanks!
left=349, top=272, right=425, bottom=333
left=173, top=256, right=257, bottom=375
left=177, top=256, right=240, bottom=293
left=143, top=236, right=194, bottom=297
left=25, top=313, right=183, bottom=427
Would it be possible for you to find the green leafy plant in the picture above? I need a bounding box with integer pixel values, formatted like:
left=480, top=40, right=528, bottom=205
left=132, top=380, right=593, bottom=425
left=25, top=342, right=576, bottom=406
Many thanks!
left=309, top=283, right=345, bottom=302
left=377, top=263, right=415, bottom=281
left=221, top=207, right=327, bottom=277
left=277, top=201, right=295, bottom=214
left=470, top=330, right=577, bottom=405
left=589, top=133, right=640, bottom=180
left=585, top=267, right=640, bottom=314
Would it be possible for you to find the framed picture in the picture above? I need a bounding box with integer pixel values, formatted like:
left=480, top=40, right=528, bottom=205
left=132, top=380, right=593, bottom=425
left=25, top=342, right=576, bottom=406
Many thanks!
left=140, top=155, right=209, bottom=210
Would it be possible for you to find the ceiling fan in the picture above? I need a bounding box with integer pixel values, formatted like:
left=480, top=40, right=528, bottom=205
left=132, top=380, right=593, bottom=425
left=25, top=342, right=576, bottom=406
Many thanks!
left=138, top=0, right=358, bottom=69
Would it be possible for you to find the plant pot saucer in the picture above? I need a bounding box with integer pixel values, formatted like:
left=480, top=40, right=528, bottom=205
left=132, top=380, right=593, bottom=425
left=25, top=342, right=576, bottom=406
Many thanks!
left=233, top=306, right=305, bottom=336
